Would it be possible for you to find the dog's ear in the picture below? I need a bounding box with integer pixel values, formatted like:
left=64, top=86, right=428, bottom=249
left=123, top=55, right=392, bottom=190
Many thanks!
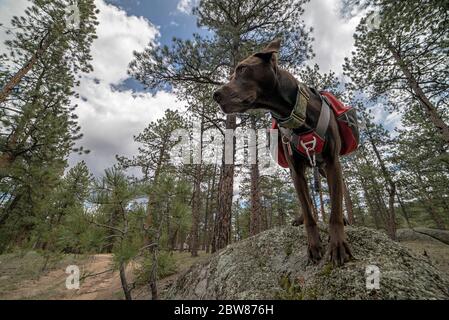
left=264, top=39, right=281, bottom=53
left=254, top=39, right=281, bottom=64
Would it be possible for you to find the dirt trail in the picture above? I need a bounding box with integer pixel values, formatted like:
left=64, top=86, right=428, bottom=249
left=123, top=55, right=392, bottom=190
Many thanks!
left=5, top=254, right=127, bottom=300
left=2, top=251, right=209, bottom=300
left=71, top=254, right=124, bottom=300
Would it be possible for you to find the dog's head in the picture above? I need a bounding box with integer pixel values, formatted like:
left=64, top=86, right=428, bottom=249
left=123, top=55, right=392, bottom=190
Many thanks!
left=213, top=39, right=281, bottom=114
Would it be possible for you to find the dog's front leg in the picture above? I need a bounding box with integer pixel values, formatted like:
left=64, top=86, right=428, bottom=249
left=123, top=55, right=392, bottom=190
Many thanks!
left=290, top=163, right=324, bottom=263
left=325, top=159, right=353, bottom=266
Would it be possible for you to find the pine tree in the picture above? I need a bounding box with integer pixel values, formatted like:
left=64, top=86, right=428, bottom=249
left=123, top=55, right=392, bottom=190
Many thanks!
left=90, top=167, right=142, bottom=300
left=394, top=102, right=448, bottom=229
left=0, top=0, right=98, bottom=103
left=360, top=108, right=398, bottom=239
left=344, top=0, right=449, bottom=144
left=0, top=1, right=97, bottom=251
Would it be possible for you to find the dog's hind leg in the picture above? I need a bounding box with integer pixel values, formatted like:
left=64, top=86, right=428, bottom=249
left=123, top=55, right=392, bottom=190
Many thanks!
left=290, top=162, right=324, bottom=263
left=325, top=159, right=353, bottom=266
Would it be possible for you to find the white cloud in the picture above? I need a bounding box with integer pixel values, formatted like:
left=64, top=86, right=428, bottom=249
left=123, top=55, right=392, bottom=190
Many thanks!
left=71, top=86, right=183, bottom=176
left=176, top=0, right=196, bottom=14
left=303, top=0, right=361, bottom=75
left=87, top=0, right=159, bottom=84
left=69, top=0, right=184, bottom=176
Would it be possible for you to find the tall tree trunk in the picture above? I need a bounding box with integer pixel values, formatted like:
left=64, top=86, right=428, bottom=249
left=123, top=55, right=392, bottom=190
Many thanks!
left=104, top=209, right=120, bottom=253
left=0, top=66, right=47, bottom=170
left=202, top=179, right=211, bottom=251
left=119, top=261, right=132, bottom=300
left=148, top=201, right=169, bottom=300
left=144, top=142, right=167, bottom=299
left=359, top=171, right=382, bottom=229
left=170, top=227, right=179, bottom=251
left=358, top=149, right=389, bottom=228
left=149, top=247, right=158, bottom=300
left=204, top=164, right=217, bottom=253
left=190, top=117, right=205, bottom=257
left=234, top=207, right=240, bottom=241
left=212, top=114, right=236, bottom=253
left=268, top=185, right=274, bottom=229
left=318, top=180, right=326, bottom=222
left=386, top=185, right=397, bottom=240
left=0, top=30, right=54, bottom=104
left=353, top=192, right=366, bottom=225
left=366, top=124, right=397, bottom=239
left=386, top=42, right=449, bottom=145
left=211, top=33, right=243, bottom=252
left=249, top=117, right=262, bottom=236
left=190, top=164, right=202, bottom=257
left=277, top=193, right=285, bottom=226
left=396, top=189, right=412, bottom=228
left=416, top=175, right=447, bottom=230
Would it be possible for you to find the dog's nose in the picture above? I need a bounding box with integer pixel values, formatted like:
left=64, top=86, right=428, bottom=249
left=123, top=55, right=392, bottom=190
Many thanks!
left=213, top=90, right=222, bottom=103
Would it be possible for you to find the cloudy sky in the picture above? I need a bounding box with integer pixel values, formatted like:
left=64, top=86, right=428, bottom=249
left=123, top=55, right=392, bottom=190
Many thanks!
left=0, top=0, right=398, bottom=177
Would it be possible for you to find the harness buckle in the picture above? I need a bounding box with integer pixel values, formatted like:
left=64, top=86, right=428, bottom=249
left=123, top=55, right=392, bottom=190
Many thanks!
left=300, top=137, right=317, bottom=167
left=282, top=135, right=293, bottom=156
left=300, top=136, right=317, bottom=153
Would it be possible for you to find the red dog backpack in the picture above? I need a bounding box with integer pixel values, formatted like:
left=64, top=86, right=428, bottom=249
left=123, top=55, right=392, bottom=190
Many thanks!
left=320, top=91, right=359, bottom=156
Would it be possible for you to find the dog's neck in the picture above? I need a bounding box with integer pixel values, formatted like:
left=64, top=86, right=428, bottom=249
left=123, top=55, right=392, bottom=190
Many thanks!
left=260, top=68, right=300, bottom=118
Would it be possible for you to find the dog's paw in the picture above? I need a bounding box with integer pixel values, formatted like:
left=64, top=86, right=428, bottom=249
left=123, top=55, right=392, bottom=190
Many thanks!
left=328, top=238, right=353, bottom=267
left=306, top=225, right=324, bottom=263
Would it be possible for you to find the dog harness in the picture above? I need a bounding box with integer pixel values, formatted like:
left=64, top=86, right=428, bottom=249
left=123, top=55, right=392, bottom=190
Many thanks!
left=270, top=83, right=359, bottom=168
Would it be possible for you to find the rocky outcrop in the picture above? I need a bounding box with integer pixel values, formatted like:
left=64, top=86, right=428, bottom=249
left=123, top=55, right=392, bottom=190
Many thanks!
left=167, top=225, right=449, bottom=300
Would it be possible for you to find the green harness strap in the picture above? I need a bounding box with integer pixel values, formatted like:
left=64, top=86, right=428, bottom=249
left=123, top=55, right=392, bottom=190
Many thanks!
left=276, top=83, right=309, bottom=129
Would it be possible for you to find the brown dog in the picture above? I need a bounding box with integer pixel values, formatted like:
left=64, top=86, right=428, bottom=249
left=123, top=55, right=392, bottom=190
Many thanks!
left=213, top=39, right=353, bottom=266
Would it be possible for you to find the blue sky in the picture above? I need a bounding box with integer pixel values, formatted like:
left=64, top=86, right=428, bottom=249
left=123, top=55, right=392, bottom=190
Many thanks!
left=107, top=0, right=205, bottom=45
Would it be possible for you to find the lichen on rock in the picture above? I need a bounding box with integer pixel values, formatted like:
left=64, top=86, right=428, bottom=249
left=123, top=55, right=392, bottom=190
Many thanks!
left=167, top=225, right=449, bottom=300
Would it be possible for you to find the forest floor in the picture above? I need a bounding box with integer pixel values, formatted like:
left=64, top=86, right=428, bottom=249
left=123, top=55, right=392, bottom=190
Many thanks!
left=0, top=250, right=210, bottom=300
left=0, top=238, right=447, bottom=300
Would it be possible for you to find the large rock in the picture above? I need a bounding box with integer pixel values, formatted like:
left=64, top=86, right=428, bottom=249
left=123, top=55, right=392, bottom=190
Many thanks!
left=167, top=226, right=449, bottom=300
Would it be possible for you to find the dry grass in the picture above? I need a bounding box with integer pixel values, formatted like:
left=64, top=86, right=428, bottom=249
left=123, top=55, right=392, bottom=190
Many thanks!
left=400, top=240, right=449, bottom=276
